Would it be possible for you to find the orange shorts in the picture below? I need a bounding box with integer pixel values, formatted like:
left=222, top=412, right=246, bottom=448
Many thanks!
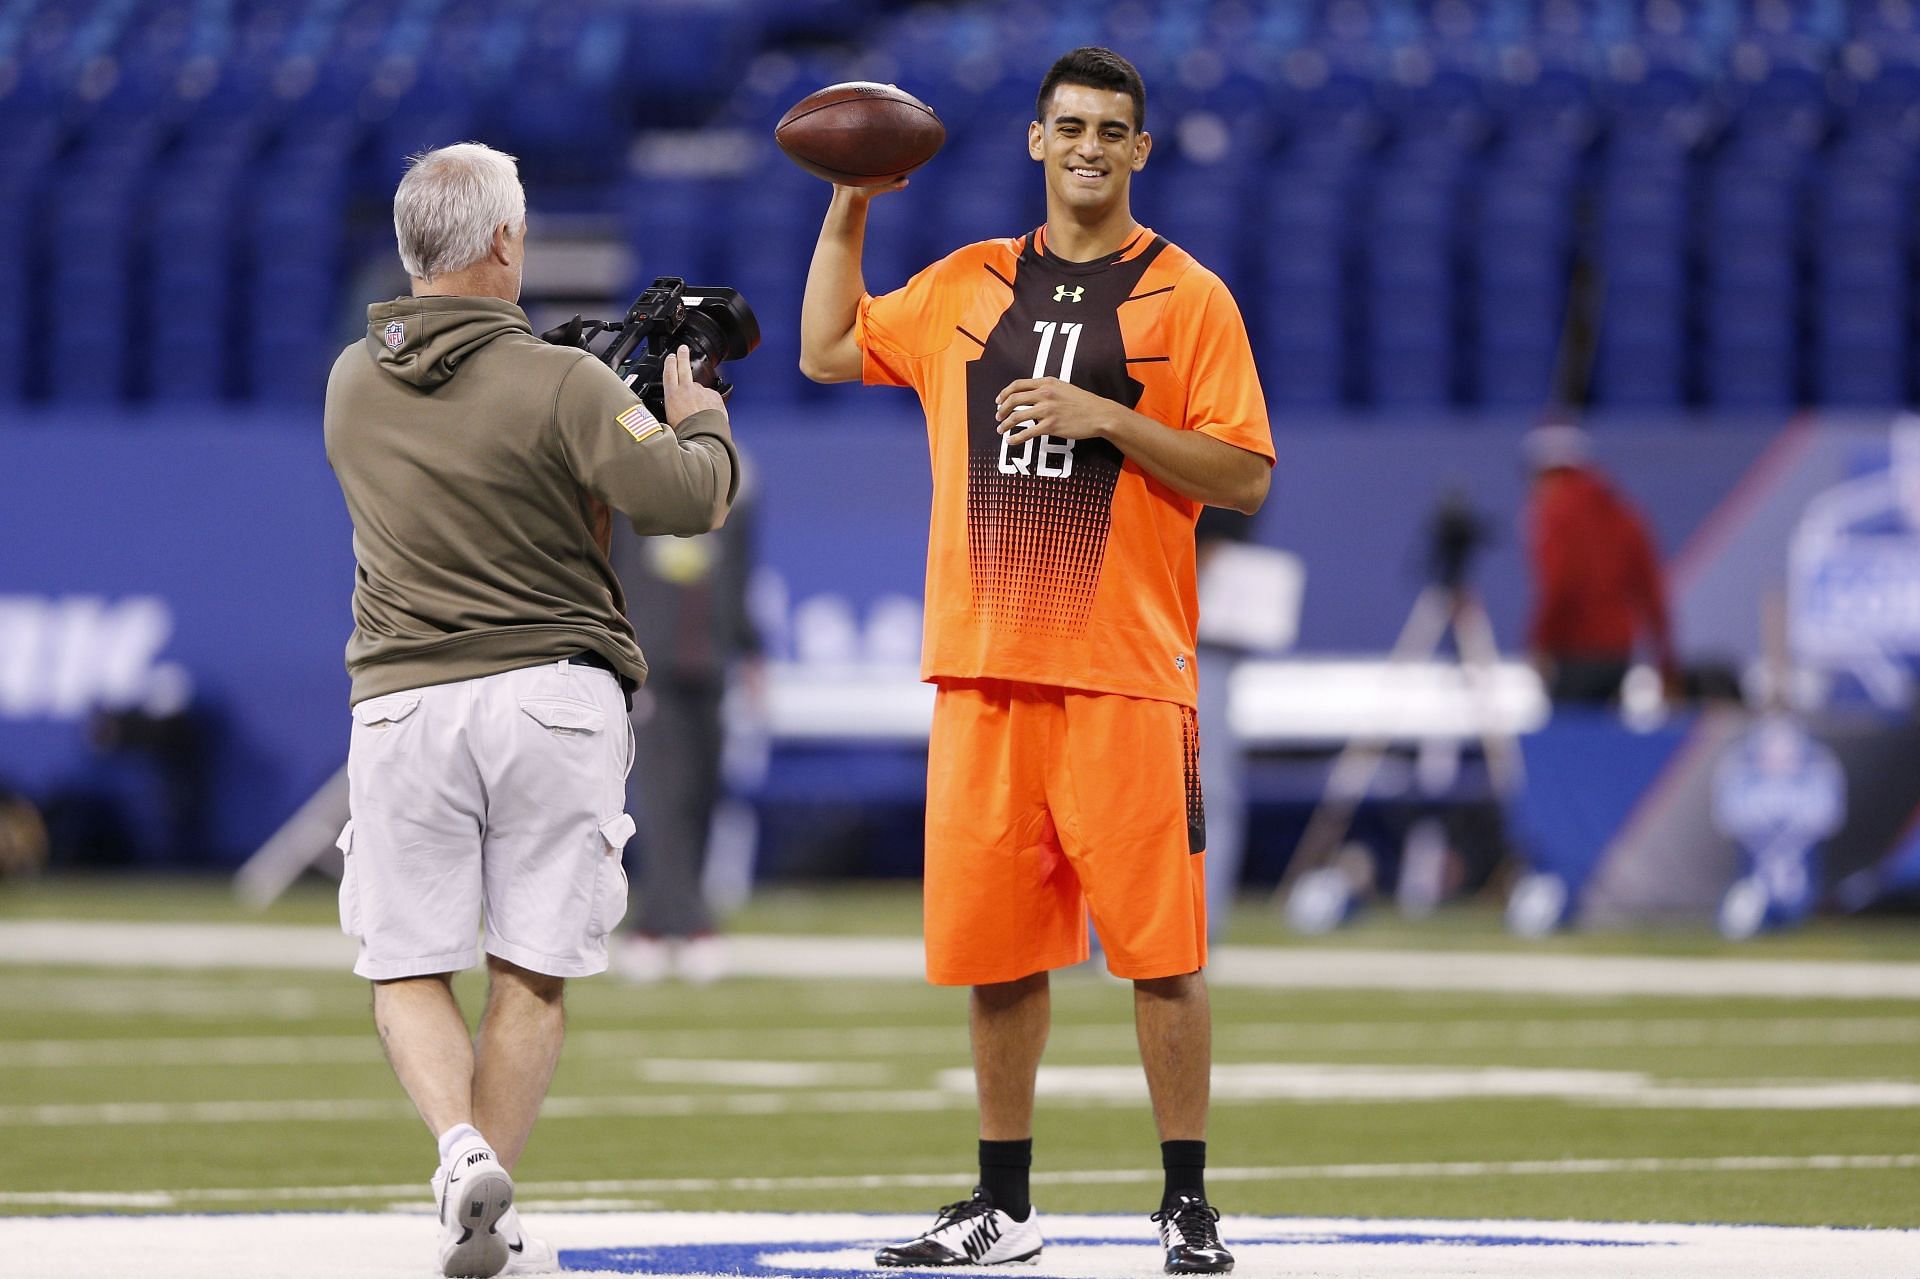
left=922, top=678, right=1209, bottom=985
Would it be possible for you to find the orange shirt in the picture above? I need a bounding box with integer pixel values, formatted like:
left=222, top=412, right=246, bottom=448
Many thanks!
left=858, top=227, right=1274, bottom=707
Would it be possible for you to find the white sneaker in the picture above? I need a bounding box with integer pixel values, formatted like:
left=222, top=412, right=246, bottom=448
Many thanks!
left=875, top=1187, right=1043, bottom=1266
left=613, top=934, right=672, bottom=984
left=499, top=1206, right=560, bottom=1275
left=431, top=1144, right=515, bottom=1278
left=675, top=934, right=729, bottom=985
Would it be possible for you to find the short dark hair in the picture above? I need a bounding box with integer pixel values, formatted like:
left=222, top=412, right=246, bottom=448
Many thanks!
left=1036, top=46, right=1146, bottom=132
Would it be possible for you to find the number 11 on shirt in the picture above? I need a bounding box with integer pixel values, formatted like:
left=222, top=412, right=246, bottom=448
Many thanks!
left=999, top=321, right=1084, bottom=479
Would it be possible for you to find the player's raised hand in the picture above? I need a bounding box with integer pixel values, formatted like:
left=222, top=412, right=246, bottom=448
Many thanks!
left=661, top=345, right=727, bottom=429
left=832, top=176, right=910, bottom=206
left=994, top=377, right=1116, bottom=445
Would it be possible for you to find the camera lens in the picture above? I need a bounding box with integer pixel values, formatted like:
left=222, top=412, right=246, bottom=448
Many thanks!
left=678, top=311, right=729, bottom=388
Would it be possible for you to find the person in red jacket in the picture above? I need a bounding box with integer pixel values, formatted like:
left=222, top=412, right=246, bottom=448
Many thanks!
left=1523, top=425, right=1677, bottom=704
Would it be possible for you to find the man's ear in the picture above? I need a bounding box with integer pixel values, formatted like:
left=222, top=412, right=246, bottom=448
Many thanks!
left=1131, top=130, right=1152, bottom=172
left=1028, top=119, right=1045, bottom=162
left=491, top=222, right=516, bottom=266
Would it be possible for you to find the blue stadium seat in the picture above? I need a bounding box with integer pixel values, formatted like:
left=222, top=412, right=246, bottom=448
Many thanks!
left=1364, top=160, right=1461, bottom=407
left=242, top=123, right=354, bottom=402
left=2, top=0, right=1916, bottom=412
left=1593, top=338, right=1688, bottom=408
left=0, top=115, right=58, bottom=401
left=719, top=158, right=818, bottom=400
left=1146, top=158, right=1247, bottom=284
left=1258, top=330, right=1346, bottom=410
left=49, top=120, right=167, bottom=400
left=625, top=174, right=725, bottom=291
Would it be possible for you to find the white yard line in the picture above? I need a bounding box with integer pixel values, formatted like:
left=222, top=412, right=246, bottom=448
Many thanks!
left=0, top=1091, right=960, bottom=1128
left=5, top=920, right=1920, bottom=998
left=1008, top=1063, right=1920, bottom=1109
left=1211, top=946, right=1920, bottom=999
left=1214, top=1014, right=1920, bottom=1051
left=10, top=1057, right=1920, bottom=1129
left=3, top=1155, right=1917, bottom=1210
left=7, top=1015, right=1919, bottom=1070
left=631, top=1059, right=892, bottom=1088
left=0, top=921, right=358, bottom=970
left=0, top=974, right=327, bottom=1019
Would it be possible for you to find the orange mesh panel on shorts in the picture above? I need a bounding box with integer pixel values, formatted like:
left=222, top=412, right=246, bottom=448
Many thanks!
left=1182, top=704, right=1206, bottom=855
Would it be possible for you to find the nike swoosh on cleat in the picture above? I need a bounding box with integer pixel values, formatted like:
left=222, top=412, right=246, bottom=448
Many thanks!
left=508, top=1241, right=524, bottom=1254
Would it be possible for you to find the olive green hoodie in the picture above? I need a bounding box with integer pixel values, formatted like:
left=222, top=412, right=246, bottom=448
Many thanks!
left=324, top=295, right=738, bottom=704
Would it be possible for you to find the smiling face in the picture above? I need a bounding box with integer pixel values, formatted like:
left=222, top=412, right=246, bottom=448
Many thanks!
left=1028, top=82, right=1151, bottom=224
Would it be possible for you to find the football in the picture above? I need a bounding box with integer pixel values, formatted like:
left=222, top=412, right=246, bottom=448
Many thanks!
left=775, top=82, right=946, bottom=186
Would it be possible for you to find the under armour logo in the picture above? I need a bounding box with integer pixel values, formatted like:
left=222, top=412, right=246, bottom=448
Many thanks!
left=1053, top=285, right=1084, bottom=303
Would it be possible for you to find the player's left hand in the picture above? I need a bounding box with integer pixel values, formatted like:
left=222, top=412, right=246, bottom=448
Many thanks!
left=994, top=377, right=1116, bottom=445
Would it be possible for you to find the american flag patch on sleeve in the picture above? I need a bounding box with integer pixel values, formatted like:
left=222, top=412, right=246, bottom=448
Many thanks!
left=616, top=404, right=665, bottom=443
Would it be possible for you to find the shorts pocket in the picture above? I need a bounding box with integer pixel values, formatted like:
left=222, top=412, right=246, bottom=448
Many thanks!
left=590, top=813, right=635, bottom=937
left=351, top=692, right=422, bottom=729
left=520, top=698, right=606, bottom=736
left=335, top=820, right=362, bottom=937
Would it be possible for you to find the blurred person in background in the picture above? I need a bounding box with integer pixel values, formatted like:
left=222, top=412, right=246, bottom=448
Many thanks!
left=609, top=470, right=763, bottom=985
left=1523, top=424, right=1677, bottom=706
left=800, top=47, right=1271, bottom=1275
left=325, top=142, right=738, bottom=1278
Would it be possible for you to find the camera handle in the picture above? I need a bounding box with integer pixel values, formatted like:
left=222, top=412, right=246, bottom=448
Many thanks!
left=538, top=316, right=624, bottom=355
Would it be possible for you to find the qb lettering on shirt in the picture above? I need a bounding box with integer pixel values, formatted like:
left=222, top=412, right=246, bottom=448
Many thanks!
left=997, top=321, right=1083, bottom=479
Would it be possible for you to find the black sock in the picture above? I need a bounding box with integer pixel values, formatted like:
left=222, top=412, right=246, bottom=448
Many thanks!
left=1161, top=1140, right=1207, bottom=1208
left=978, top=1138, right=1032, bottom=1221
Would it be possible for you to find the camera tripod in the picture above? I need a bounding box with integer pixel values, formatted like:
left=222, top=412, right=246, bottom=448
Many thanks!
left=1275, top=576, right=1526, bottom=916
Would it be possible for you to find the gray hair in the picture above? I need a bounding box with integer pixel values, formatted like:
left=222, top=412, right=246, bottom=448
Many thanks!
left=1522, top=423, right=1592, bottom=473
left=392, top=142, right=526, bottom=280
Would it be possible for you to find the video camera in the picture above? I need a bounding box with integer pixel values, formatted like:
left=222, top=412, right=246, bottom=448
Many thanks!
left=542, top=277, right=759, bottom=421
left=1427, top=489, right=1488, bottom=592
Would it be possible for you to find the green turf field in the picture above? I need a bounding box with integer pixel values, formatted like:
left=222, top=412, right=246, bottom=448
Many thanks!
left=2, top=878, right=1917, bottom=1229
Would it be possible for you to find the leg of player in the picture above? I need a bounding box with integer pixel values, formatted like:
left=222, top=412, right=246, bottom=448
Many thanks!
left=373, top=974, right=476, bottom=1136
left=470, top=956, right=566, bottom=1275
left=374, top=975, right=516, bottom=1278
left=973, top=972, right=1050, bottom=1146
left=1136, top=972, right=1233, bottom=1275
left=875, top=972, right=1050, bottom=1267
left=472, top=956, right=566, bottom=1169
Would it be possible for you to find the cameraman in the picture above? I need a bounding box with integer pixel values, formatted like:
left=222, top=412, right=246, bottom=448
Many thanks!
left=324, top=141, right=737, bottom=1278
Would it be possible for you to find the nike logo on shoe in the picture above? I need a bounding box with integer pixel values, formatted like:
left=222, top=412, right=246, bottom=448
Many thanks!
left=961, top=1216, right=1003, bottom=1261
left=446, top=1150, right=494, bottom=1190
left=876, top=1188, right=1044, bottom=1267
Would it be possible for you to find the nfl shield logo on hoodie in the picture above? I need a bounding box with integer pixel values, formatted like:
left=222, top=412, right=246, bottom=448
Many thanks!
left=383, top=320, right=405, bottom=351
